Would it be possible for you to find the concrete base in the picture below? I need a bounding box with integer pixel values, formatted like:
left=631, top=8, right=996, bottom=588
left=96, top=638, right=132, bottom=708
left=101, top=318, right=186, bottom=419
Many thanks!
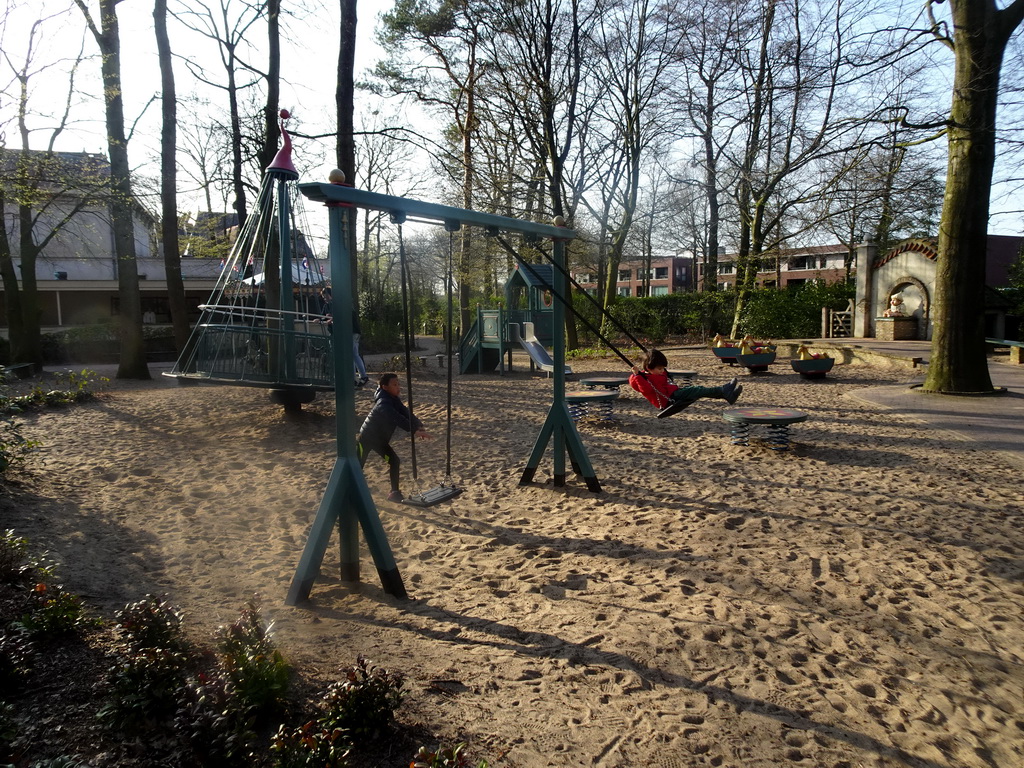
left=875, top=316, right=918, bottom=341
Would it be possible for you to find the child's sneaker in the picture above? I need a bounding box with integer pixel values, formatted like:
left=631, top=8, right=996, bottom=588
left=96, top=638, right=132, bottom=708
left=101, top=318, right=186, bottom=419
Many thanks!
left=386, top=490, right=403, bottom=503
left=722, top=379, right=743, bottom=405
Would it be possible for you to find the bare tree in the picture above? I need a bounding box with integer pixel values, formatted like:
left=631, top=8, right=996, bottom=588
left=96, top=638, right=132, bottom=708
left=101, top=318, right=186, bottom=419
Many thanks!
left=74, top=0, right=149, bottom=378
left=177, top=97, right=234, bottom=214
left=0, top=3, right=99, bottom=366
left=173, top=0, right=267, bottom=228
left=376, top=0, right=488, bottom=333
left=583, top=0, right=678, bottom=324
left=154, top=0, right=190, bottom=353
left=667, top=0, right=753, bottom=292
left=337, top=0, right=357, bottom=303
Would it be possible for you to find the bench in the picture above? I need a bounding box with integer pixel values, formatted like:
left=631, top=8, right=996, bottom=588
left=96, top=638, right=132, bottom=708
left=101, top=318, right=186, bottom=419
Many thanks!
left=984, top=338, right=1024, bottom=364
left=1, top=363, right=38, bottom=380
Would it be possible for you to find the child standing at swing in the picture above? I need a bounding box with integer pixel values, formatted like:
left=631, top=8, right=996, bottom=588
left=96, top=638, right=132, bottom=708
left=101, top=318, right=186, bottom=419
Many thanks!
left=358, top=373, right=431, bottom=502
left=630, top=349, right=743, bottom=418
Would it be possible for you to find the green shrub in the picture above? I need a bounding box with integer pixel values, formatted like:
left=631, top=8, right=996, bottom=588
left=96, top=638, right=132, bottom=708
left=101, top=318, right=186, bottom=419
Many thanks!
left=412, top=742, right=489, bottom=768
left=18, top=583, right=94, bottom=637
left=741, top=282, right=855, bottom=339
left=270, top=721, right=351, bottom=768
left=0, top=700, right=16, bottom=755
left=217, top=597, right=291, bottom=714
left=97, top=646, right=191, bottom=730
left=319, top=656, right=405, bottom=741
left=0, top=414, right=42, bottom=473
left=576, top=291, right=738, bottom=347
left=28, top=758, right=88, bottom=768
left=114, top=594, right=189, bottom=655
left=0, top=529, right=33, bottom=585
left=0, top=625, right=35, bottom=689
left=175, top=671, right=258, bottom=766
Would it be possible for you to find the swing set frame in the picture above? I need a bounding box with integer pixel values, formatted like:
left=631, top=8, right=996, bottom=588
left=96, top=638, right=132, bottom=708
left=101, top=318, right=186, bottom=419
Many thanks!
left=286, top=180, right=592, bottom=603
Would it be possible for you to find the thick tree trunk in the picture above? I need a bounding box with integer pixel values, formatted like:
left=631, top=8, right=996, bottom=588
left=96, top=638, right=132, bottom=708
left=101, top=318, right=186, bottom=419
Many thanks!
left=155, top=0, right=190, bottom=354
left=923, top=0, right=1024, bottom=393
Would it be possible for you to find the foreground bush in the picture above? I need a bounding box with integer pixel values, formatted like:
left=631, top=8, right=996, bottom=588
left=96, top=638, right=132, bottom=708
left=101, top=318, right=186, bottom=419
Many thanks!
left=1, top=534, right=491, bottom=767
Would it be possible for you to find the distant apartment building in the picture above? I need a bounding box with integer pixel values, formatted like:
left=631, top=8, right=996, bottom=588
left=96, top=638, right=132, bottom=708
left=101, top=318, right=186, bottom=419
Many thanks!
left=699, top=244, right=850, bottom=290
left=572, top=256, right=695, bottom=297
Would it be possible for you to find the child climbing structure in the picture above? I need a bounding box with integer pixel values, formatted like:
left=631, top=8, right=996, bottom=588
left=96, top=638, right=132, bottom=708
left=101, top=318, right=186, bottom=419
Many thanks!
left=166, top=111, right=333, bottom=411
left=459, top=261, right=570, bottom=376
left=286, top=175, right=598, bottom=604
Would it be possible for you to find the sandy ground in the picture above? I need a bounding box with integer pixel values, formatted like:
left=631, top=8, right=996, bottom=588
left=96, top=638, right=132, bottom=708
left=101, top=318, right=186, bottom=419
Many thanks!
left=2, top=348, right=1023, bottom=767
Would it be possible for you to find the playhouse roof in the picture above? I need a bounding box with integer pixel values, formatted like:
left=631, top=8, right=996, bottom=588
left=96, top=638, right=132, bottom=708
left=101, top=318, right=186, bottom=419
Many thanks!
left=510, top=262, right=555, bottom=290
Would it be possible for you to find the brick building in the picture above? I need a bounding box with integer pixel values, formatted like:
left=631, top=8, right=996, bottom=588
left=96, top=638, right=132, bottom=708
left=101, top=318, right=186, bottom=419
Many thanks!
left=699, top=244, right=849, bottom=290
left=572, top=256, right=695, bottom=297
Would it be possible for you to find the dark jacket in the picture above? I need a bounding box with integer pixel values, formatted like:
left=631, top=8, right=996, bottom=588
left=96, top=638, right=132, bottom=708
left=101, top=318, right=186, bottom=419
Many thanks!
left=358, top=386, right=423, bottom=452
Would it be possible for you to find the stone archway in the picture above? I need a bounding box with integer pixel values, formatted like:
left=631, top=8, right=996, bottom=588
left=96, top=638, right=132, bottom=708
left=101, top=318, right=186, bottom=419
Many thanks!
left=884, top=275, right=930, bottom=340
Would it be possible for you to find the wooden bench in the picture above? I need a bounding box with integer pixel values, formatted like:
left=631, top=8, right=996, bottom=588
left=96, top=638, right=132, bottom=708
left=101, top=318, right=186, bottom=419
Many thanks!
left=985, top=338, right=1024, bottom=364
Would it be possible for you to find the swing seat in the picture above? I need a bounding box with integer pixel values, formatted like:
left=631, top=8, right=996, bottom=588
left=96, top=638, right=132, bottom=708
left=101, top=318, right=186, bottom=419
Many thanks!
left=401, top=483, right=463, bottom=508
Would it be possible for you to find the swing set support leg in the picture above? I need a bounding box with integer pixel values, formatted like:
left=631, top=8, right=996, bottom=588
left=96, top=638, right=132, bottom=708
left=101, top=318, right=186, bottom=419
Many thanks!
left=520, top=402, right=601, bottom=492
left=519, top=237, right=600, bottom=493
left=286, top=457, right=408, bottom=604
left=286, top=200, right=407, bottom=604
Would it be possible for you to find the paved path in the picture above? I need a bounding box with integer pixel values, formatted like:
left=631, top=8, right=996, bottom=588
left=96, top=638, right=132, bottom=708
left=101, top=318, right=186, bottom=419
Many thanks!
left=827, top=339, right=1024, bottom=470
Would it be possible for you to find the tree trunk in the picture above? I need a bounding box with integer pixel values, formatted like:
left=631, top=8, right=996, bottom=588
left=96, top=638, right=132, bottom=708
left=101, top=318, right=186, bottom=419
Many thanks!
left=155, top=0, right=190, bottom=354
left=0, top=190, right=27, bottom=360
left=337, top=0, right=358, bottom=305
left=260, top=0, right=282, bottom=173
left=15, top=204, right=43, bottom=365
left=923, top=0, right=1024, bottom=393
left=89, top=0, right=148, bottom=378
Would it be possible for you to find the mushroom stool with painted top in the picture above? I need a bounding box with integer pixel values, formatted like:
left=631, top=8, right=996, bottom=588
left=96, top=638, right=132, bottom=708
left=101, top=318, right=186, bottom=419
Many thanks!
left=565, top=389, right=619, bottom=422
left=579, top=376, right=630, bottom=392
left=722, top=407, right=808, bottom=451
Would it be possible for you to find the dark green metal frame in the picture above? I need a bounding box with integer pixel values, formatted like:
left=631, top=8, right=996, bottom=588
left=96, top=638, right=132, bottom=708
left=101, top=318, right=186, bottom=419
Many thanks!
left=286, top=181, right=598, bottom=604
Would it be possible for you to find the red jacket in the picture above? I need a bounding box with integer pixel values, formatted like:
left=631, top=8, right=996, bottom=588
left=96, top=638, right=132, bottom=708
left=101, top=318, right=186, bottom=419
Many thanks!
left=629, top=370, right=677, bottom=408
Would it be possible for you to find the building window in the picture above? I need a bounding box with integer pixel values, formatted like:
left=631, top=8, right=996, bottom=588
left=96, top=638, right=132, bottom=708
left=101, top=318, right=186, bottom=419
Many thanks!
left=654, top=267, right=668, bottom=280
left=618, top=269, right=631, bottom=281
left=577, top=273, right=592, bottom=284
left=651, top=285, right=669, bottom=296
left=719, top=263, right=734, bottom=274
left=618, top=286, right=631, bottom=297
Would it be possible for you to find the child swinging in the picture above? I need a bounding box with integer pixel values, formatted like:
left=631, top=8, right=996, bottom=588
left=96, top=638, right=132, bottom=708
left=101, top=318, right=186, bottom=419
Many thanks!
left=630, top=349, right=743, bottom=418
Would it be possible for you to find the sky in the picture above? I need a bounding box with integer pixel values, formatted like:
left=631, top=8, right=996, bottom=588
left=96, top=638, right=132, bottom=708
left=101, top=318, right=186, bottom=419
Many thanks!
left=4, top=0, right=399, bottom=196
left=4, top=0, right=1022, bottom=237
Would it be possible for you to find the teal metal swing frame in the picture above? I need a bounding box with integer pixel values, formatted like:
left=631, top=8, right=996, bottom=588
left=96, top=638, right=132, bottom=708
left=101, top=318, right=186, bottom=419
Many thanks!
left=285, top=181, right=598, bottom=604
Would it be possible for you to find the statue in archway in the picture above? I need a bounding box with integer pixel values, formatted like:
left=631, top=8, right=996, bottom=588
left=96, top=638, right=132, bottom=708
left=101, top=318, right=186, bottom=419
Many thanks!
left=883, top=291, right=906, bottom=317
